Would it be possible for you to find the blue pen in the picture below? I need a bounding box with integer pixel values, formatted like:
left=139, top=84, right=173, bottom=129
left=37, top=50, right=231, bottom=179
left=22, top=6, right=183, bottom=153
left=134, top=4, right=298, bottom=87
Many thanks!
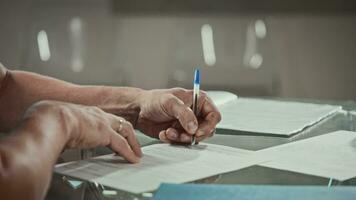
left=191, top=69, right=200, bottom=145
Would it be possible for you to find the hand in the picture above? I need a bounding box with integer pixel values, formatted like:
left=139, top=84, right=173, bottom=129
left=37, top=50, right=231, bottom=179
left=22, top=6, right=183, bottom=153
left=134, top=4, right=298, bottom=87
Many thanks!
left=136, top=88, right=221, bottom=144
left=26, top=101, right=142, bottom=163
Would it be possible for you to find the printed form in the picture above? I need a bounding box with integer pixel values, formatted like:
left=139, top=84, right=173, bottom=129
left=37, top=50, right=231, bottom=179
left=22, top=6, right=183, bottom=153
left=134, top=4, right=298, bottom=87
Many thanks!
left=55, top=143, right=266, bottom=193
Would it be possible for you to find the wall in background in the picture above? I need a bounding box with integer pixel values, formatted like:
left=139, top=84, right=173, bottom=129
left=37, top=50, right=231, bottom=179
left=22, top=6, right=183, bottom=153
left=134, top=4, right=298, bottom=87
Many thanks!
left=0, top=0, right=355, bottom=100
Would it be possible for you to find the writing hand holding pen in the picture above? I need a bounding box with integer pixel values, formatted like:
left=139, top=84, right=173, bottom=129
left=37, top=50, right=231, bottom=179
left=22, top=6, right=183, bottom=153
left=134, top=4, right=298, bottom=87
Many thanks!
left=135, top=87, right=221, bottom=144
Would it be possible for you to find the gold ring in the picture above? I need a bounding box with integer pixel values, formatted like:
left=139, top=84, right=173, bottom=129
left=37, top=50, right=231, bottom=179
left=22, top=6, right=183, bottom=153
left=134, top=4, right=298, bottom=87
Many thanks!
left=118, top=119, right=124, bottom=131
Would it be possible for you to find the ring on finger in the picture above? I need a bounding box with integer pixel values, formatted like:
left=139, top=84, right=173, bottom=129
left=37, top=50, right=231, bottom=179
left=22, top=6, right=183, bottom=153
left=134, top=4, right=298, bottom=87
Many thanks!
left=118, top=119, right=125, bottom=132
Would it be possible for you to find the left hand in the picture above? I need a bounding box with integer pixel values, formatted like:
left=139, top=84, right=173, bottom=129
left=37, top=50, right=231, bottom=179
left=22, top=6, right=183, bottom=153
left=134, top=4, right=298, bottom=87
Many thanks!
left=136, top=88, right=221, bottom=144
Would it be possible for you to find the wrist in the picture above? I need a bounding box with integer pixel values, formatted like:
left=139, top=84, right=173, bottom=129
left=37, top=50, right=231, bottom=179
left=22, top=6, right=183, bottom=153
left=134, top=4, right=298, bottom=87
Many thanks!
left=98, top=87, right=146, bottom=127
left=23, top=101, right=75, bottom=146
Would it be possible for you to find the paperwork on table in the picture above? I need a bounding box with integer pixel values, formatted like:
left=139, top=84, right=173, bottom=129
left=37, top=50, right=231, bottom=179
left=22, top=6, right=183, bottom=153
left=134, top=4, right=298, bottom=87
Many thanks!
left=153, top=184, right=356, bottom=200
left=207, top=91, right=342, bottom=136
left=55, top=143, right=266, bottom=194
left=257, top=130, right=356, bottom=181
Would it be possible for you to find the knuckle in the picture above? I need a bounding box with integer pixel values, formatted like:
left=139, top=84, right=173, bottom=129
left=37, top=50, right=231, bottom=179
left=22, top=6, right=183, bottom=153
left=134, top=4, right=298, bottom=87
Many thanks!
left=26, top=101, right=66, bottom=118
left=122, top=123, right=134, bottom=135
left=162, top=95, right=179, bottom=113
left=162, top=95, right=175, bottom=107
left=30, top=100, right=56, bottom=111
left=181, top=106, right=192, bottom=118
left=125, top=121, right=134, bottom=130
left=91, top=106, right=102, bottom=113
left=172, top=87, right=185, bottom=93
left=209, top=111, right=222, bottom=122
left=200, top=91, right=207, bottom=98
left=215, top=112, right=222, bottom=122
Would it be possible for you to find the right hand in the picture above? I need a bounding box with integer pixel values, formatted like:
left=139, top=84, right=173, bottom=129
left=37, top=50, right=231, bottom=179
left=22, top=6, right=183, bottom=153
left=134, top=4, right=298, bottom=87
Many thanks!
left=26, top=101, right=142, bottom=163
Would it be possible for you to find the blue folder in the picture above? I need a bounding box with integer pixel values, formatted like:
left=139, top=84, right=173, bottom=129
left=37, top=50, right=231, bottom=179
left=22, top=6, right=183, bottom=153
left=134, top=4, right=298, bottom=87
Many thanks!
left=153, top=184, right=356, bottom=200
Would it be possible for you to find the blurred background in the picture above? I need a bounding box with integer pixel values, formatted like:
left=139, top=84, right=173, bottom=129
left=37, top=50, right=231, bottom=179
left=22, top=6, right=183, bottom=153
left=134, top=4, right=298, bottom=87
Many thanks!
left=1, top=0, right=356, bottom=100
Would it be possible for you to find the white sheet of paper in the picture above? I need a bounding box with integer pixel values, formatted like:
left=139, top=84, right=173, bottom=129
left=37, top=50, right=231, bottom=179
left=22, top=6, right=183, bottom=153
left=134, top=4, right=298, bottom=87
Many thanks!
left=258, top=130, right=356, bottom=181
left=207, top=91, right=238, bottom=107
left=215, top=97, right=341, bottom=136
left=55, top=143, right=265, bottom=193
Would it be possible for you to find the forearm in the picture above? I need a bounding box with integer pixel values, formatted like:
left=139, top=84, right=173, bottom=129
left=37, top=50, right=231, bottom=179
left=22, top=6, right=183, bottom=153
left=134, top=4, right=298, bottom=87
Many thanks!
left=0, top=69, right=143, bottom=132
left=0, top=103, right=70, bottom=200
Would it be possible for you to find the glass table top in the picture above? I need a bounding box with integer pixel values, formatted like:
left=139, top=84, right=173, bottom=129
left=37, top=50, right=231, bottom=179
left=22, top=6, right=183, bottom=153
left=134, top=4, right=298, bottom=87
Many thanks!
left=47, top=98, right=356, bottom=200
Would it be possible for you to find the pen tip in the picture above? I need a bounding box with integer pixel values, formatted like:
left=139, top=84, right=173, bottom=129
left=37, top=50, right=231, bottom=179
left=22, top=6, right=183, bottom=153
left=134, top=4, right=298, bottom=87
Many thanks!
left=194, top=69, right=200, bottom=84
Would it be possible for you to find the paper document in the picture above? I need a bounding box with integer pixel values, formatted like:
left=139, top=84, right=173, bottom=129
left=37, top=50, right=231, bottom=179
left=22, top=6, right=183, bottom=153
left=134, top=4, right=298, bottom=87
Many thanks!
left=212, top=96, right=341, bottom=136
left=258, top=130, right=356, bottom=181
left=55, top=143, right=266, bottom=193
left=207, top=91, right=238, bottom=107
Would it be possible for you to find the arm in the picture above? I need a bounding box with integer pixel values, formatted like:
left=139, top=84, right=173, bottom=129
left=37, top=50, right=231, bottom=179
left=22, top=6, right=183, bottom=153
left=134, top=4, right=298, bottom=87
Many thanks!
left=0, top=101, right=141, bottom=200
left=0, top=63, right=221, bottom=143
left=0, top=103, right=69, bottom=199
left=0, top=64, right=142, bottom=132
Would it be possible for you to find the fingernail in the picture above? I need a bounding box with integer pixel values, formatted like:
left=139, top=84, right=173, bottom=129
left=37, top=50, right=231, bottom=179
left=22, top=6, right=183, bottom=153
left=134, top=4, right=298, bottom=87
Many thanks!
left=134, top=157, right=141, bottom=163
left=188, top=121, right=198, bottom=133
left=180, top=134, right=191, bottom=143
left=167, top=131, right=178, bottom=139
left=196, top=130, right=205, bottom=137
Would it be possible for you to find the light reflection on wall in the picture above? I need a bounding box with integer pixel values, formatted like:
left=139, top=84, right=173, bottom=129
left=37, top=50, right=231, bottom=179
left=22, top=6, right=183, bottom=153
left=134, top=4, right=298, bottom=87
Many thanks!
left=243, top=19, right=267, bottom=69
left=255, top=19, right=267, bottom=39
left=201, top=24, right=216, bottom=66
left=37, top=30, right=51, bottom=61
left=69, top=17, right=84, bottom=73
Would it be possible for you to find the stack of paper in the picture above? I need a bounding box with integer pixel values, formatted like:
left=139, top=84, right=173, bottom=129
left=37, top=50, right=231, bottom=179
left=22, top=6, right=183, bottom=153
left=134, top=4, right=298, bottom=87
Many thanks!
left=207, top=91, right=342, bottom=136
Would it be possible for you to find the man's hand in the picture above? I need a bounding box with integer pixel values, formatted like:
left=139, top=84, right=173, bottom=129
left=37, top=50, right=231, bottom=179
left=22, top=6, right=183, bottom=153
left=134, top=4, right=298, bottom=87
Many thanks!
left=26, top=101, right=142, bottom=163
left=0, top=101, right=142, bottom=200
left=136, top=88, right=221, bottom=144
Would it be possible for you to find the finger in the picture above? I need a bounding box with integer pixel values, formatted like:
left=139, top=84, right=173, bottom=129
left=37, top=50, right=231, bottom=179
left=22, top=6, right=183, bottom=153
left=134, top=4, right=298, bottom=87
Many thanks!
left=165, top=128, right=180, bottom=141
left=195, top=112, right=219, bottom=138
left=197, top=97, right=221, bottom=133
left=107, top=132, right=140, bottom=163
left=200, top=96, right=221, bottom=120
left=196, top=128, right=216, bottom=143
left=181, top=90, right=207, bottom=115
left=118, top=121, right=143, bottom=157
left=109, top=115, right=142, bottom=157
left=163, top=95, right=198, bottom=135
left=159, top=130, right=170, bottom=143
left=160, top=128, right=193, bottom=144
left=179, top=132, right=192, bottom=143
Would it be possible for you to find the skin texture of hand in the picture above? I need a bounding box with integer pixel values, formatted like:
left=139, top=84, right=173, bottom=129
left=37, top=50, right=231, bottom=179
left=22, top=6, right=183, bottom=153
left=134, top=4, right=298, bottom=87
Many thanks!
left=136, top=88, right=222, bottom=144
left=0, top=100, right=142, bottom=200
left=30, top=101, right=142, bottom=162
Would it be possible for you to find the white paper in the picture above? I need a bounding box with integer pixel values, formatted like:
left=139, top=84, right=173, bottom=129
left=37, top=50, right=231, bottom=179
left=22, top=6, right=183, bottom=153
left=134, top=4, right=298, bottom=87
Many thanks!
left=207, top=91, right=238, bottom=107
left=258, top=130, right=356, bottom=181
left=215, top=97, right=341, bottom=136
left=55, top=143, right=265, bottom=193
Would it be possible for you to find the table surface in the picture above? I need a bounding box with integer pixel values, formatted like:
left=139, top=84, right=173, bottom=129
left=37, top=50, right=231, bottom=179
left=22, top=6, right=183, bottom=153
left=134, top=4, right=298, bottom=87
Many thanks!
left=47, top=98, right=356, bottom=200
